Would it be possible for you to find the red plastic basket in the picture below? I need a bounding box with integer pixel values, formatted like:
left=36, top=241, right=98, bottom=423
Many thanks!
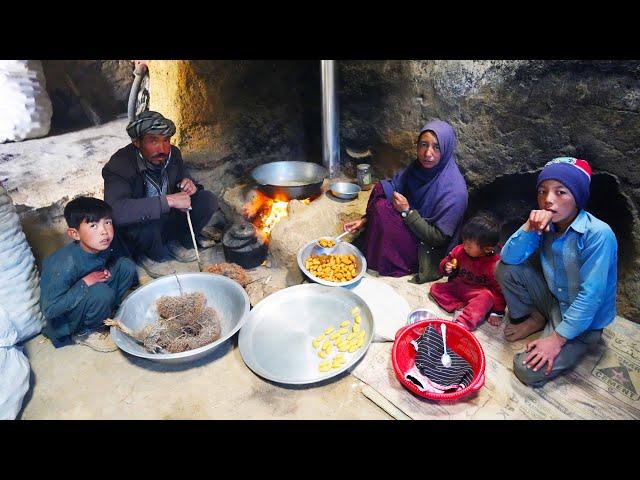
left=392, top=319, right=486, bottom=401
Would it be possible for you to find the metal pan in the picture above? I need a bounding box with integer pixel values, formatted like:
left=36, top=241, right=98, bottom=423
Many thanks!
left=238, top=284, right=375, bottom=385
left=251, top=161, right=328, bottom=200
left=109, top=273, right=250, bottom=364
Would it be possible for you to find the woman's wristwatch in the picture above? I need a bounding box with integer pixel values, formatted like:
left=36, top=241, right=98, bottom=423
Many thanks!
left=401, top=208, right=412, bottom=218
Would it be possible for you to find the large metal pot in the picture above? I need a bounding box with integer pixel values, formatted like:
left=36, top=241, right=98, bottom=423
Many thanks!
left=251, top=161, right=328, bottom=200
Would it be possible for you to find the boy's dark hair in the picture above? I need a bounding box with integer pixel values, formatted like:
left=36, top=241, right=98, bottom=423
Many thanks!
left=461, top=212, right=500, bottom=248
left=63, top=197, right=112, bottom=229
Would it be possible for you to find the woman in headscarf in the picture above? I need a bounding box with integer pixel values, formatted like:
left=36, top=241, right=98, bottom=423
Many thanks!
left=344, top=120, right=468, bottom=282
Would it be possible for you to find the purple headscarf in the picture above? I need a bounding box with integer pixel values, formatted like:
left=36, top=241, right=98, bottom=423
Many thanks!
left=381, top=120, right=468, bottom=241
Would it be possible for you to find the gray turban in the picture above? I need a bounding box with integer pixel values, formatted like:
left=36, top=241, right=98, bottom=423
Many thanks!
left=126, top=111, right=176, bottom=139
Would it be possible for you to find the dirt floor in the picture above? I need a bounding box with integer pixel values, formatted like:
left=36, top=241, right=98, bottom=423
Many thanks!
left=19, top=332, right=391, bottom=420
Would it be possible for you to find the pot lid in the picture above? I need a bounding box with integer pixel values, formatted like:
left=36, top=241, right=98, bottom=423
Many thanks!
left=223, top=222, right=260, bottom=249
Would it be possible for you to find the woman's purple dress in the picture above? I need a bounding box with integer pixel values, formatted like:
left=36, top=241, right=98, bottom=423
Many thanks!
left=357, top=182, right=418, bottom=277
left=356, top=119, right=468, bottom=278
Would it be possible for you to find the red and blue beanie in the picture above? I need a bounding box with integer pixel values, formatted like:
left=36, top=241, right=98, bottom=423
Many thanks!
left=537, top=157, right=592, bottom=209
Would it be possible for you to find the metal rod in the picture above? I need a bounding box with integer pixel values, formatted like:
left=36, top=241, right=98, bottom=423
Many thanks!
left=321, top=60, right=340, bottom=178
left=186, top=209, right=201, bottom=270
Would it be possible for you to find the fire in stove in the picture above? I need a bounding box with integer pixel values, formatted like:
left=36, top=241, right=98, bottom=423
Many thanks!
left=244, top=191, right=310, bottom=242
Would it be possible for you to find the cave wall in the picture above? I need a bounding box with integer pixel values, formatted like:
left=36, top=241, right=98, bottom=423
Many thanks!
left=41, top=60, right=133, bottom=133
left=338, top=60, right=640, bottom=320
left=148, top=60, right=321, bottom=191
left=39, top=59, right=640, bottom=320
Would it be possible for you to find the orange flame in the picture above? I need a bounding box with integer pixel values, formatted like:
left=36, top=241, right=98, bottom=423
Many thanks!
left=244, top=191, right=310, bottom=243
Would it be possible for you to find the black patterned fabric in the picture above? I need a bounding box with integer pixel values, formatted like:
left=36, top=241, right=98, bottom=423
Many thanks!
left=413, top=325, right=474, bottom=389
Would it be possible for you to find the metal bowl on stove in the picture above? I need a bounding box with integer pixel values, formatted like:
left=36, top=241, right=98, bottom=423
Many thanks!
left=251, top=161, right=328, bottom=200
left=109, top=273, right=250, bottom=364
left=330, top=182, right=361, bottom=200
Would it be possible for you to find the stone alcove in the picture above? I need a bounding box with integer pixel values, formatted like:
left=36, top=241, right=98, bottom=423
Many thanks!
left=466, top=170, right=640, bottom=318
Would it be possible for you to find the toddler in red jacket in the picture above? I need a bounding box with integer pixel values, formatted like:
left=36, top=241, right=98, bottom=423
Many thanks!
left=430, top=212, right=506, bottom=331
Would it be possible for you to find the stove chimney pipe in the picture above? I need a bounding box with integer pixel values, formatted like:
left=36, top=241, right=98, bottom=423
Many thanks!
left=321, top=60, right=340, bottom=178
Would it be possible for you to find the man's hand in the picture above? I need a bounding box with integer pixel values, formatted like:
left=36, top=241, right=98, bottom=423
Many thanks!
left=83, top=269, right=111, bottom=287
left=523, top=332, right=567, bottom=375
left=524, top=209, right=554, bottom=234
left=166, top=191, right=192, bottom=211
left=177, top=178, right=197, bottom=196
left=392, top=192, right=410, bottom=213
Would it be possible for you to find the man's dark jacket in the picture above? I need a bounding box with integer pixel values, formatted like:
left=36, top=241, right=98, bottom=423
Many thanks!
left=102, top=144, right=201, bottom=227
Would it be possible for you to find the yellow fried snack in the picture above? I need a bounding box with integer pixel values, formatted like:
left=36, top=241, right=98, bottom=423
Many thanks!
left=318, top=238, right=336, bottom=248
left=314, top=316, right=368, bottom=374
left=304, top=254, right=358, bottom=283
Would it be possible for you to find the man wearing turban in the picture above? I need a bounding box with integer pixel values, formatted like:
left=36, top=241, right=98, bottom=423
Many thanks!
left=102, top=111, right=221, bottom=277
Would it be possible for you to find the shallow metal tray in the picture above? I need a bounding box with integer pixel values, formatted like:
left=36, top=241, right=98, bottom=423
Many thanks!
left=110, top=273, right=250, bottom=364
left=238, top=284, right=375, bottom=385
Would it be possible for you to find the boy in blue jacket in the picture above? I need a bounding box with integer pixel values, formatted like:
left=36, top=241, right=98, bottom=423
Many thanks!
left=496, top=158, right=617, bottom=387
left=40, top=197, right=137, bottom=351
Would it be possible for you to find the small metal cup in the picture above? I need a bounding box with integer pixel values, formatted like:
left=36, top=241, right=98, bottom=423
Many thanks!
left=406, top=308, right=439, bottom=325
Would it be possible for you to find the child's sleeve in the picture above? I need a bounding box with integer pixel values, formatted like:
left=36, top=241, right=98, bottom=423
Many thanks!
left=500, top=224, right=542, bottom=264
left=39, top=258, right=89, bottom=321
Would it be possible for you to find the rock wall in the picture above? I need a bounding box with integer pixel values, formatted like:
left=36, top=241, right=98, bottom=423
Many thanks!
left=149, top=60, right=640, bottom=320
left=21, top=60, right=639, bottom=320
left=148, top=60, right=321, bottom=193
left=338, top=60, right=640, bottom=320
left=41, top=60, right=133, bottom=132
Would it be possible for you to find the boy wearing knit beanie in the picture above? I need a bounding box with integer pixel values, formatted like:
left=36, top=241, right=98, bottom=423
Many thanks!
left=495, top=157, right=618, bottom=388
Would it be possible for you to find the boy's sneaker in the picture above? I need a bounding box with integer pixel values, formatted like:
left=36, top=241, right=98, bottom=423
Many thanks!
left=72, top=328, right=118, bottom=353
left=167, top=240, right=198, bottom=263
